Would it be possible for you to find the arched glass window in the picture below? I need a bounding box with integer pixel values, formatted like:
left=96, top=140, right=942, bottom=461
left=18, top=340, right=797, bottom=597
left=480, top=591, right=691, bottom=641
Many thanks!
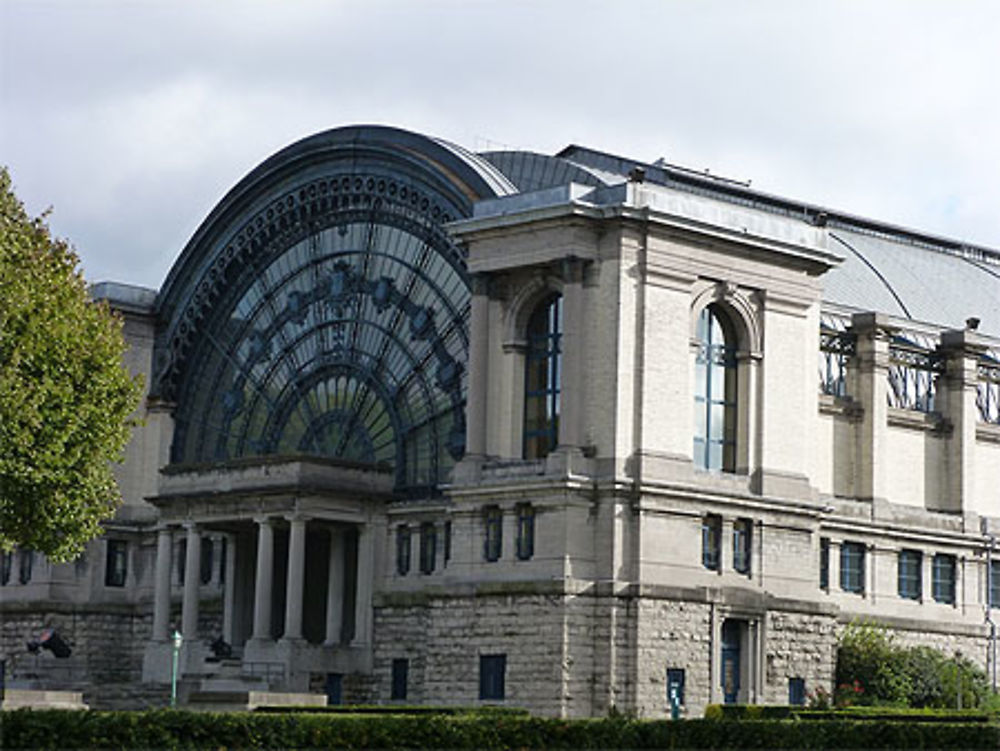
left=694, top=304, right=737, bottom=472
left=523, top=294, right=562, bottom=459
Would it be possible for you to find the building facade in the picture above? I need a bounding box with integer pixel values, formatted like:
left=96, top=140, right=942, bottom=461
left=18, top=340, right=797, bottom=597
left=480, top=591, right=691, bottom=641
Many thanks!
left=2, top=125, right=1000, bottom=715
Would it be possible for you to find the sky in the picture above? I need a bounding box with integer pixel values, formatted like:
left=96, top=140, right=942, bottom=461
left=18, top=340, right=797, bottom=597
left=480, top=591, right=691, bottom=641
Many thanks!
left=2, top=1, right=999, bottom=290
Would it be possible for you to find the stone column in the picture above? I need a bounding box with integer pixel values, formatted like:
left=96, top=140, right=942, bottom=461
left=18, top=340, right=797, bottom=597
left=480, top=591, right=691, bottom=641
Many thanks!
left=210, top=534, right=224, bottom=588
left=939, top=327, right=989, bottom=513
left=252, top=517, right=275, bottom=641
left=325, top=527, right=345, bottom=645
left=465, top=273, right=490, bottom=458
left=282, top=515, right=308, bottom=641
left=557, top=257, right=584, bottom=449
left=352, top=524, right=374, bottom=647
left=850, top=312, right=895, bottom=502
left=222, top=534, right=236, bottom=644
left=152, top=527, right=174, bottom=641
left=181, top=522, right=201, bottom=639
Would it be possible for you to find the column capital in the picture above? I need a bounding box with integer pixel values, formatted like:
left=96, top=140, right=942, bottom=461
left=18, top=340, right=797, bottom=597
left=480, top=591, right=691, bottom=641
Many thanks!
left=182, top=520, right=200, bottom=532
left=470, top=272, right=491, bottom=296
left=284, top=512, right=310, bottom=524
left=940, top=327, right=991, bottom=358
left=254, top=515, right=275, bottom=527
left=849, top=311, right=898, bottom=337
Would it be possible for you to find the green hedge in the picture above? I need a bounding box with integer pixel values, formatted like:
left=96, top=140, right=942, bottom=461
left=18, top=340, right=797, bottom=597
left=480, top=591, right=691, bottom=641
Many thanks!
left=2, top=709, right=998, bottom=750
left=705, top=703, right=993, bottom=723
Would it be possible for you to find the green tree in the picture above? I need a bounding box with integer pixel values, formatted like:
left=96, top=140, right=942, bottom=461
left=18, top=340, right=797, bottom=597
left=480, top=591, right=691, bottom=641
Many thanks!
left=0, top=168, right=141, bottom=561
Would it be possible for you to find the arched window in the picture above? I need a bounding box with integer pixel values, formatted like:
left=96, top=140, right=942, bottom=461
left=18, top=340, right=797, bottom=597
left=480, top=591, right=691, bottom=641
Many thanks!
left=694, top=304, right=737, bottom=472
left=523, top=294, right=562, bottom=459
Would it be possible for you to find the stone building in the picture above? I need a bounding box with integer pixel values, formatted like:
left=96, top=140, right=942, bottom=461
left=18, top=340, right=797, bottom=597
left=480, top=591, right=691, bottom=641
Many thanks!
left=2, top=125, right=999, bottom=716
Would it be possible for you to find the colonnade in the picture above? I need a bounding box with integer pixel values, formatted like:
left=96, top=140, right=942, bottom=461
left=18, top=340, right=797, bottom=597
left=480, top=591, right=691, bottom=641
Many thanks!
left=150, top=515, right=373, bottom=653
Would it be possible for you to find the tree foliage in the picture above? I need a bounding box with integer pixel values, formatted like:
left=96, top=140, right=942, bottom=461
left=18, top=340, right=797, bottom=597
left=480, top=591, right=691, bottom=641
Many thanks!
left=0, top=168, right=142, bottom=561
left=836, top=620, right=992, bottom=709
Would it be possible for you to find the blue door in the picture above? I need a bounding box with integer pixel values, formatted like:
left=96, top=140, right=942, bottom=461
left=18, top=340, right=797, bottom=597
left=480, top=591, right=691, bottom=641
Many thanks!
left=721, top=620, right=741, bottom=704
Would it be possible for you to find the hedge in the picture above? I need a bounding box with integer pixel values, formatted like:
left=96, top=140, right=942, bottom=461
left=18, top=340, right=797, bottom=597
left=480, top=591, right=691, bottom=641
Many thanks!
left=2, top=709, right=998, bottom=750
left=705, top=703, right=993, bottom=723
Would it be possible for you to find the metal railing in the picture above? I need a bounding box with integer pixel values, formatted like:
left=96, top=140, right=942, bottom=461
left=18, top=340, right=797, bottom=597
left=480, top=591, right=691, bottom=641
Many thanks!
left=979, top=356, right=1000, bottom=424
left=819, top=329, right=856, bottom=397
left=888, top=338, right=942, bottom=413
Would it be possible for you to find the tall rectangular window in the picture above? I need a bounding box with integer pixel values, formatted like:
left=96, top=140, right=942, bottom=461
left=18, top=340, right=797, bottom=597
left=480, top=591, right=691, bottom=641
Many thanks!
left=200, top=537, right=214, bottom=585
left=484, top=506, right=503, bottom=562
left=479, top=654, right=506, bottom=700
left=516, top=503, right=535, bottom=560
left=1, top=551, right=13, bottom=586
left=733, top=518, right=752, bottom=576
left=991, top=561, right=1000, bottom=608
left=932, top=554, right=956, bottom=604
left=18, top=549, right=33, bottom=585
left=841, top=542, right=865, bottom=594
left=820, top=537, right=830, bottom=589
left=444, top=520, right=452, bottom=566
left=220, top=536, right=228, bottom=584
left=419, top=523, right=436, bottom=575
left=390, top=658, right=409, bottom=700
left=666, top=668, right=685, bottom=706
left=396, top=525, right=411, bottom=576
left=104, top=539, right=128, bottom=587
left=702, top=514, right=721, bottom=571
left=789, top=677, right=806, bottom=706
left=897, top=549, right=922, bottom=600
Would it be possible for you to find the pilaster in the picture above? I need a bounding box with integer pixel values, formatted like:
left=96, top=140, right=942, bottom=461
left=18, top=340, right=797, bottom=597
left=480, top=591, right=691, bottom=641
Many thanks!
left=850, top=312, right=897, bottom=502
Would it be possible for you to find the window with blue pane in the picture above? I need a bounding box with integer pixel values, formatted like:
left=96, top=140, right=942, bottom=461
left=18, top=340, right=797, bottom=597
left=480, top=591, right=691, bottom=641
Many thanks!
left=789, top=677, right=806, bottom=706
left=898, top=549, right=922, bottom=600
left=733, top=518, right=752, bottom=576
left=991, top=561, right=1000, bottom=608
left=396, top=526, right=411, bottom=576
left=694, top=304, right=737, bottom=472
left=702, top=514, right=721, bottom=571
left=841, top=542, right=865, bottom=594
left=524, top=294, right=562, bottom=460
left=932, top=554, right=956, bottom=604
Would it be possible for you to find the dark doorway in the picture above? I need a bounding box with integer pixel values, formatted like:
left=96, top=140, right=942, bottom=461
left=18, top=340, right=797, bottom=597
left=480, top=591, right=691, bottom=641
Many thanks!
left=721, top=619, right=743, bottom=704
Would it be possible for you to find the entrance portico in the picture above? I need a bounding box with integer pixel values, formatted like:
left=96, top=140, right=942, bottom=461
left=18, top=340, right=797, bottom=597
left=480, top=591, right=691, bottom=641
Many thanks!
left=141, top=457, right=392, bottom=690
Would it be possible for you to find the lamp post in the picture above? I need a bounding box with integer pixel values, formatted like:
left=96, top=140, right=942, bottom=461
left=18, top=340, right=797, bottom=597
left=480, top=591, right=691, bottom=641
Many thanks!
left=170, top=629, right=183, bottom=708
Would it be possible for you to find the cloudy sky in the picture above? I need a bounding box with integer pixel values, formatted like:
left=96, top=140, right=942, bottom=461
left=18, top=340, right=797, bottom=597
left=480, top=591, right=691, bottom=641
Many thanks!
left=2, top=1, right=998, bottom=290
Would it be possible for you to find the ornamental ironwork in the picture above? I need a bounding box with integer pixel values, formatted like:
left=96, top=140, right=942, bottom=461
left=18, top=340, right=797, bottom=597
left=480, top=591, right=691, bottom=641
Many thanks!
left=978, top=355, right=1000, bottom=424
left=888, top=336, right=943, bottom=413
left=166, top=169, right=475, bottom=495
left=819, top=328, right=856, bottom=397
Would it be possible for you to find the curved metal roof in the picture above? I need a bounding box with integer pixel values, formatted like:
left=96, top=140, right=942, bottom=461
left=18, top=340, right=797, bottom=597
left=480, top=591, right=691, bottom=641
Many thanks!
left=825, top=227, right=1000, bottom=337
left=480, top=150, right=609, bottom=192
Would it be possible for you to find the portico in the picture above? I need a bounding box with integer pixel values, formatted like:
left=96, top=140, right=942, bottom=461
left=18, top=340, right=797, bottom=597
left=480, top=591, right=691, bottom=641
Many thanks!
left=141, top=457, right=392, bottom=690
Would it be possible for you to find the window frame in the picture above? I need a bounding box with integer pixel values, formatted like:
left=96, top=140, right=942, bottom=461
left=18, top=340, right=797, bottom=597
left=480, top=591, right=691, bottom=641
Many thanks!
left=732, top=518, right=752, bottom=576
left=840, top=541, right=865, bottom=594
left=523, top=294, right=562, bottom=460
left=395, top=525, right=411, bottom=576
left=897, top=549, right=922, bottom=601
left=484, top=506, right=503, bottom=562
left=819, top=537, right=830, bottom=590
left=419, top=522, right=437, bottom=575
left=932, top=553, right=956, bottom=605
left=693, top=304, right=738, bottom=473
left=18, top=549, right=33, bottom=585
left=789, top=677, right=806, bottom=706
left=702, top=514, right=722, bottom=571
left=390, top=658, right=409, bottom=701
left=104, top=539, right=128, bottom=588
left=516, top=503, right=535, bottom=561
left=479, top=653, right=507, bottom=701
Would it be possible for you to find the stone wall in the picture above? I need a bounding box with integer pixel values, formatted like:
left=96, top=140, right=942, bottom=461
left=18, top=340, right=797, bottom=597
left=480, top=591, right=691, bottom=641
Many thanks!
left=763, top=610, right=837, bottom=704
left=634, top=598, right=712, bottom=717
left=1, top=604, right=152, bottom=687
left=373, top=590, right=603, bottom=717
